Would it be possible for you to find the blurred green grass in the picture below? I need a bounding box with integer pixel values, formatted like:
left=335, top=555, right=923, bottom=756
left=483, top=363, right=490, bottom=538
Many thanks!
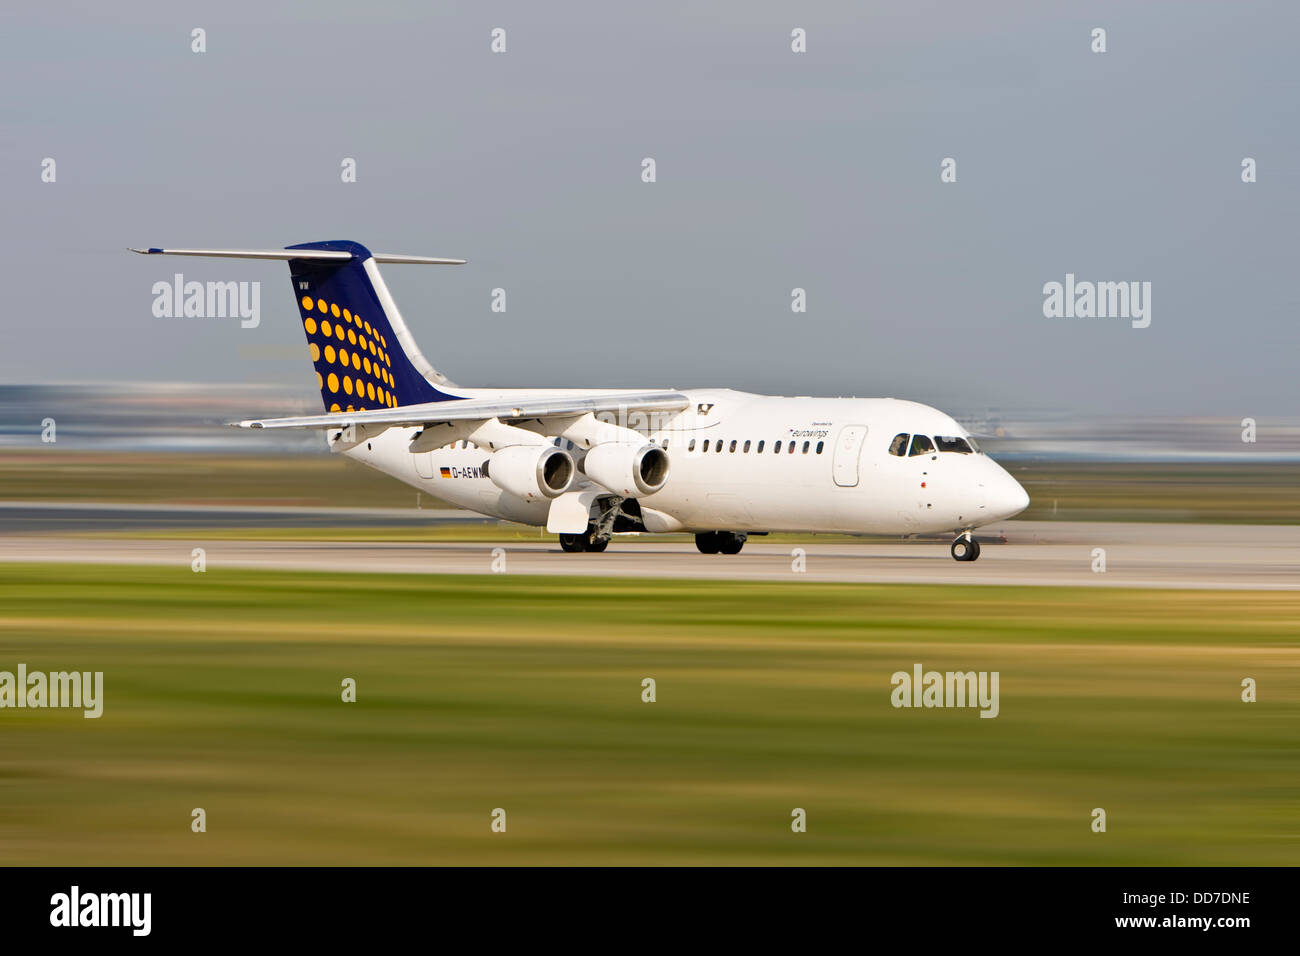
left=0, top=450, right=447, bottom=509
left=0, top=564, right=1295, bottom=865
left=1010, top=461, right=1300, bottom=524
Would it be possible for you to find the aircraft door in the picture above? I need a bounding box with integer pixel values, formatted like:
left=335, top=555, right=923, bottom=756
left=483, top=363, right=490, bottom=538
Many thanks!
left=832, top=424, right=868, bottom=487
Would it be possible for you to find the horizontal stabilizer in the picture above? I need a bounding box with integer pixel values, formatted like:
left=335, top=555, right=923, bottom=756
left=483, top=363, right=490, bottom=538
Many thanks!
left=129, top=247, right=466, bottom=265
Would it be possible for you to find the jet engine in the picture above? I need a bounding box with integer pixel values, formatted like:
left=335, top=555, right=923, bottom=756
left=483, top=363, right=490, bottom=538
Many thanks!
left=580, top=443, right=669, bottom=497
left=482, top=445, right=575, bottom=501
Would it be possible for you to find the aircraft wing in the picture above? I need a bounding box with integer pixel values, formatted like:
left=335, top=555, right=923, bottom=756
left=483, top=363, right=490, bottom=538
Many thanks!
left=232, top=391, right=691, bottom=430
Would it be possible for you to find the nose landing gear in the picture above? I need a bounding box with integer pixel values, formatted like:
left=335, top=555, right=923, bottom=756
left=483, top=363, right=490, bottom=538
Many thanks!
left=950, top=533, right=981, bottom=562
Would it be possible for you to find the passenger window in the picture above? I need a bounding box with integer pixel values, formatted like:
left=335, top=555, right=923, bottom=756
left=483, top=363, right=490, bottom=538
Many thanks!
left=774, top=441, right=782, bottom=453
left=743, top=440, right=750, bottom=453
left=816, top=441, right=824, bottom=454
left=716, top=440, right=724, bottom=453
left=889, top=433, right=909, bottom=456
left=908, top=434, right=935, bottom=457
left=757, top=440, right=764, bottom=453
left=934, top=436, right=973, bottom=454
left=788, top=442, right=796, bottom=454
left=688, top=438, right=696, bottom=452
left=802, top=441, right=810, bottom=454
left=729, top=440, right=737, bottom=453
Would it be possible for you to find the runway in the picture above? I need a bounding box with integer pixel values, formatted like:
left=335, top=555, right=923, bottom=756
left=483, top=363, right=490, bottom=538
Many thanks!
left=0, top=514, right=1295, bottom=589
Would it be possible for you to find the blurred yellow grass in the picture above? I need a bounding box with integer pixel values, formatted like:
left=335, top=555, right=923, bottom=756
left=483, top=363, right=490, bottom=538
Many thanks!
left=0, top=565, right=1295, bottom=865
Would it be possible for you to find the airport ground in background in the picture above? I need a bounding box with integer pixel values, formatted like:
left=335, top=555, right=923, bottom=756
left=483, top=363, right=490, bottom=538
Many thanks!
left=2, top=451, right=1299, bottom=526
left=0, top=564, right=1294, bottom=865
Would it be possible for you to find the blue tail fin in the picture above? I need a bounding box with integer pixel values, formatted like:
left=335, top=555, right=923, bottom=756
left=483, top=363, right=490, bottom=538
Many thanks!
left=287, top=240, right=459, bottom=412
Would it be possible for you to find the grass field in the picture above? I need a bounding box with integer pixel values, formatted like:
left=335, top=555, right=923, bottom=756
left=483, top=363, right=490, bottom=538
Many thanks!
left=0, top=564, right=1294, bottom=865
left=1012, top=461, right=1300, bottom=524
left=0, top=451, right=448, bottom=509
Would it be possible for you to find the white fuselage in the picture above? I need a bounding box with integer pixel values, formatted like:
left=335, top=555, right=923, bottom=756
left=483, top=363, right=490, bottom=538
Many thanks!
left=339, top=388, right=1030, bottom=536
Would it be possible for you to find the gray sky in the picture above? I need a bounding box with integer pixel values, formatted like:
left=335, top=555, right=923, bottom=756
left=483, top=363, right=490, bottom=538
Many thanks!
left=3, top=0, right=1298, bottom=415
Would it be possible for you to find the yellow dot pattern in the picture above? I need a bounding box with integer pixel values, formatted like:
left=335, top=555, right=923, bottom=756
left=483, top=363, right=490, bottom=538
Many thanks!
left=296, top=294, right=401, bottom=409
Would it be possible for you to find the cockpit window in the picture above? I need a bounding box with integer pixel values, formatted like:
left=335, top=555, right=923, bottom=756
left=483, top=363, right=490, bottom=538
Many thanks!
left=934, top=435, right=973, bottom=454
left=888, top=433, right=909, bottom=457
left=908, top=434, right=935, bottom=457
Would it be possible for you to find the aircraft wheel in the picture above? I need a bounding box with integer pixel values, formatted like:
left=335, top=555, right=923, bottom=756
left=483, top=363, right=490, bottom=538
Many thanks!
left=585, top=534, right=609, bottom=553
left=695, top=532, right=721, bottom=554
left=718, top=532, right=747, bottom=555
left=559, top=533, right=585, bottom=553
left=950, top=536, right=980, bottom=562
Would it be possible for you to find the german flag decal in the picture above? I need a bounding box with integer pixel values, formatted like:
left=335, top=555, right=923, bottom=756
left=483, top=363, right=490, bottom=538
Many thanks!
left=439, top=467, right=451, bottom=478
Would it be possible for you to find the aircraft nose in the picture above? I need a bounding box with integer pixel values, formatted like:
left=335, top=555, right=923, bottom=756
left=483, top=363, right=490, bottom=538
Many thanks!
left=988, top=467, right=1030, bottom=519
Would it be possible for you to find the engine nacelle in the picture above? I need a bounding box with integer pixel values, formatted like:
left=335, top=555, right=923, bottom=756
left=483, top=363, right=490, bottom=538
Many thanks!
left=483, top=445, right=575, bottom=501
left=581, top=443, right=669, bottom=497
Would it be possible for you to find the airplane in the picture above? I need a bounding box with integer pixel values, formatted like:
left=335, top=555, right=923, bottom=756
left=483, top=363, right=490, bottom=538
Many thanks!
left=130, top=240, right=1028, bottom=560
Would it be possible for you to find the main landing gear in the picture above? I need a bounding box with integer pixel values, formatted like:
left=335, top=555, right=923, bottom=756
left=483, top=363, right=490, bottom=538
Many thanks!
left=695, top=531, right=747, bottom=555
left=559, top=526, right=609, bottom=552
left=950, top=533, right=981, bottom=562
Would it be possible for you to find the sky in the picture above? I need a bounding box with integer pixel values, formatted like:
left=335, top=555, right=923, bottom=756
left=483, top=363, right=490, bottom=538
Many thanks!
left=3, top=0, right=1298, bottom=416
